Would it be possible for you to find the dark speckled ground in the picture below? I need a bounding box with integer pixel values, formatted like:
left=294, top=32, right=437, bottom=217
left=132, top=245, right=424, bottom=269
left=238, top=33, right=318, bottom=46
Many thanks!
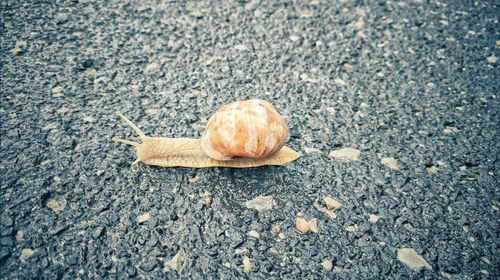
left=1, top=0, right=498, bottom=278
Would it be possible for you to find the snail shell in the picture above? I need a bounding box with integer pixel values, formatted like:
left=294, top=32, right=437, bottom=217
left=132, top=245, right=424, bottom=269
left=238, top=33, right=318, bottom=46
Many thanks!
left=200, top=99, right=288, bottom=161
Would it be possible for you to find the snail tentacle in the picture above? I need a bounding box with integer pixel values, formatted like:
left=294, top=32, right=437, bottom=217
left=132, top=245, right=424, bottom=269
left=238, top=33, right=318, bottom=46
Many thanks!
left=111, top=137, right=139, bottom=146
left=116, top=112, right=147, bottom=139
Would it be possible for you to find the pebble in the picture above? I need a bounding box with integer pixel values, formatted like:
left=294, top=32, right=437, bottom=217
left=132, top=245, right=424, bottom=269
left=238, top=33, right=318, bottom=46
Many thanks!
left=92, top=226, right=105, bottom=239
left=443, top=126, right=459, bottom=134
left=308, top=218, right=319, bottom=233
left=247, top=230, right=260, bottom=239
left=314, top=201, right=337, bottom=219
left=137, top=212, right=151, bottom=224
left=200, top=192, right=212, bottom=205
left=300, top=10, right=314, bottom=18
left=278, top=233, right=286, bottom=240
left=295, top=217, right=310, bottom=234
left=486, top=55, right=497, bottom=63
left=427, top=166, right=438, bottom=174
left=144, top=62, right=160, bottom=74
left=51, top=86, right=64, bottom=97
left=304, top=147, right=321, bottom=154
left=140, top=259, right=157, bottom=272
left=242, top=256, right=252, bottom=272
left=329, top=148, right=361, bottom=161
left=83, top=116, right=96, bottom=123
left=164, top=249, right=186, bottom=273
left=321, top=259, right=333, bottom=270
left=368, top=214, right=381, bottom=223
left=145, top=108, right=158, bottom=115
left=324, top=196, right=342, bottom=210
left=334, top=78, right=346, bottom=86
left=47, top=198, right=66, bottom=213
left=289, top=35, right=300, bottom=42
left=271, top=224, right=281, bottom=236
left=126, top=266, right=137, bottom=276
left=20, top=249, right=34, bottom=262
left=245, top=195, right=275, bottom=211
left=349, top=18, right=365, bottom=30
left=268, top=247, right=279, bottom=256
left=15, top=230, right=24, bottom=241
left=57, top=107, right=71, bottom=114
left=480, top=257, right=491, bottom=264
left=345, top=225, right=358, bottom=232
left=381, top=157, right=399, bottom=170
left=235, top=248, right=248, bottom=255
left=10, top=40, right=26, bottom=55
left=234, top=44, right=248, bottom=51
left=397, top=248, right=432, bottom=271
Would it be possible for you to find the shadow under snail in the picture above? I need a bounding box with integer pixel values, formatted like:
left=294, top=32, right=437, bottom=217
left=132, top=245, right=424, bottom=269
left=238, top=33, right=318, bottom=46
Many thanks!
left=112, top=99, right=300, bottom=168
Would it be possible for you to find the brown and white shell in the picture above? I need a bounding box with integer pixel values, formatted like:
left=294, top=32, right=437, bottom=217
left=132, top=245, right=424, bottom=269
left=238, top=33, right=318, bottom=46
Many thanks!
left=200, top=99, right=288, bottom=161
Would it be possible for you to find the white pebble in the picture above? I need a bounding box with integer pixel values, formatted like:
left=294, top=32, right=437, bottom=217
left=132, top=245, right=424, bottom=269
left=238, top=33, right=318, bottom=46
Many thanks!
left=329, top=148, right=361, bottom=161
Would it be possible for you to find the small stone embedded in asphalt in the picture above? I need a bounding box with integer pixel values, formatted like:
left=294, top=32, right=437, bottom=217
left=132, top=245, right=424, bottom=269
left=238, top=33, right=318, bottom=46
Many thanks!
left=234, top=44, right=248, bottom=51
left=381, top=157, right=399, bottom=170
left=486, top=55, right=497, bottom=63
left=92, top=226, right=105, bottom=239
left=329, top=148, right=361, bottom=161
left=9, top=40, right=26, bottom=55
left=427, top=166, right=438, bottom=174
left=15, top=230, right=24, bottom=241
left=200, top=191, right=212, bottom=205
left=164, top=249, right=186, bottom=273
left=278, top=233, right=286, bottom=240
left=303, top=147, right=321, bottom=154
left=289, top=35, right=300, bottom=42
left=324, top=196, right=342, bottom=210
left=46, top=198, right=66, bottom=213
left=145, top=108, right=158, bottom=116
left=137, top=213, right=151, bottom=224
left=242, top=256, right=252, bottom=273
left=127, top=266, right=137, bottom=277
left=140, top=259, right=157, bottom=272
left=300, top=10, right=314, bottom=18
left=271, top=224, right=281, bottom=236
left=334, top=78, right=347, bottom=86
left=368, top=214, right=381, bottom=223
left=144, top=62, right=160, bottom=74
left=443, top=126, right=459, bottom=134
left=235, top=248, right=248, bottom=255
left=295, top=217, right=310, bottom=234
left=345, top=225, right=358, bottom=232
left=308, top=218, right=319, bottom=233
left=314, top=202, right=337, bottom=219
left=321, top=259, right=333, bottom=271
left=51, top=86, right=64, bottom=97
left=82, top=116, right=96, bottom=123
left=397, top=248, right=432, bottom=271
left=245, top=196, right=275, bottom=211
left=20, top=249, right=34, bottom=262
left=247, top=230, right=260, bottom=239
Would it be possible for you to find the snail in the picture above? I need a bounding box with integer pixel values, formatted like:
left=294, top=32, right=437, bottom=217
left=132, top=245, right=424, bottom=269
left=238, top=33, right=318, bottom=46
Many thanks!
left=112, top=99, right=300, bottom=168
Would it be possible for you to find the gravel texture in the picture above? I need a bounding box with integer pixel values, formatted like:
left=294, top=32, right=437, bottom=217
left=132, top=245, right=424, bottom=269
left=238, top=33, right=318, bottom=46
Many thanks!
left=1, top=0, right=499, bottom=279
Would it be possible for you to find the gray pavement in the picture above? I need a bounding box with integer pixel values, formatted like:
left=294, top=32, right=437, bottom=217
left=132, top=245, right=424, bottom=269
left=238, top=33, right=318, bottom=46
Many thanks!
left=1, top=0, right=499, bottom=278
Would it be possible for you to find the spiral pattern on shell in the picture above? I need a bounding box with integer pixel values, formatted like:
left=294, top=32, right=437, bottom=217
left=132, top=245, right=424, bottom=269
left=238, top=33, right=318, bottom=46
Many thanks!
left=200, top=99, right=289, bottom=161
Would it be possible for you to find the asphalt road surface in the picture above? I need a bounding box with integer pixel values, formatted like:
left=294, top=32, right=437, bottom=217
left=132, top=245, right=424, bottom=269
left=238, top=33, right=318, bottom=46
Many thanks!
left=1, top=0, right=498, bottom=278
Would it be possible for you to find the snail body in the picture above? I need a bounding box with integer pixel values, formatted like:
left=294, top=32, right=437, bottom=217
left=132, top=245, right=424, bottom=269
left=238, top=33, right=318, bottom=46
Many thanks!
left=112, top=99, right=300, bottom=168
